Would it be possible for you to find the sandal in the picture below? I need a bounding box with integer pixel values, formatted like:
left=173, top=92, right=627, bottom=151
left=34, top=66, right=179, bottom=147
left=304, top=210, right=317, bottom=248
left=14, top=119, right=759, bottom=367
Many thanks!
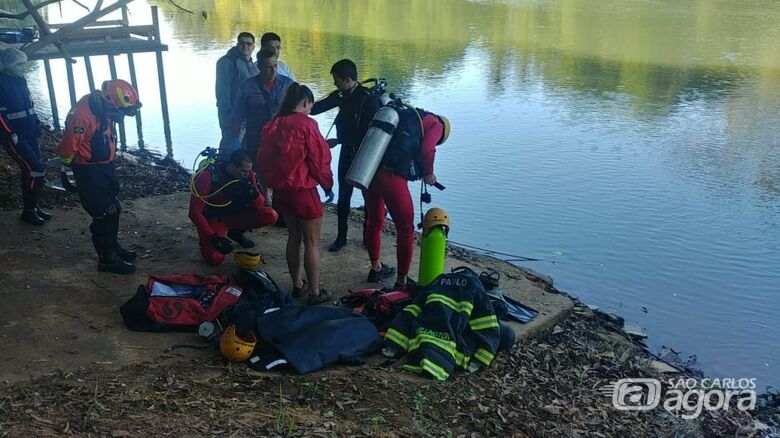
left=306, top=288, right=333, bottom=305
left=292, top=280, right=307, bottom=298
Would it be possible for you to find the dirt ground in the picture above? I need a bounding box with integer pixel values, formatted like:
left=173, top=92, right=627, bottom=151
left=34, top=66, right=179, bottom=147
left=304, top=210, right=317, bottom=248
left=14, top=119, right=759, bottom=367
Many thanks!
left=1, top=137, right=776, bottom=436
left=0, top=191, right=572, bottom=383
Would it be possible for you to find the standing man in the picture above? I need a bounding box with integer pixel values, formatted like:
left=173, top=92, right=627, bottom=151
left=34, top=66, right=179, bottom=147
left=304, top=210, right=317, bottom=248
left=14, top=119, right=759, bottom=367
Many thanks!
left=0, top=48, right=49, bottom=225
left=215, top=32, right=259, bottom=156
left=57, top=79, right=141, bottom=274
left=229, top=49, right=293, bottom=173
left=311, top=59, right=382, bottom=252
left=260, top=32, right=295, bottom=81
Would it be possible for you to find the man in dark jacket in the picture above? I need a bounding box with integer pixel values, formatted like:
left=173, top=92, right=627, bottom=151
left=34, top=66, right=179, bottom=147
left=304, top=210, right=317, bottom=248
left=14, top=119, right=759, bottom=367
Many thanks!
left=0, top=48, right=49, bottom=225
left=215, top=32, right=259, bottom=155
left=311, top=59, right=383, bottom=252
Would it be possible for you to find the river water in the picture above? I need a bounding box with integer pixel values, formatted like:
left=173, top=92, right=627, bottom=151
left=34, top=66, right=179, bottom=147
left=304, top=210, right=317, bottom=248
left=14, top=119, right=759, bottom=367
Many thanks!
left=18, top=0, right=780, bottom=388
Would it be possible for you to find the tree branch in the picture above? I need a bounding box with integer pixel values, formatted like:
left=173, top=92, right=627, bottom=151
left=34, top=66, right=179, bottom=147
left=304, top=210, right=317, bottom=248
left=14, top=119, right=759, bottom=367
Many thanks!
left=0, top=0, right=62, bottom=20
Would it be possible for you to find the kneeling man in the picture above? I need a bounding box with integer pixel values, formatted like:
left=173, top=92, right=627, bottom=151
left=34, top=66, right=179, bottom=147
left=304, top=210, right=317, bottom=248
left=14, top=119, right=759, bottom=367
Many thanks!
left=189, top=149, right=278, bottom=265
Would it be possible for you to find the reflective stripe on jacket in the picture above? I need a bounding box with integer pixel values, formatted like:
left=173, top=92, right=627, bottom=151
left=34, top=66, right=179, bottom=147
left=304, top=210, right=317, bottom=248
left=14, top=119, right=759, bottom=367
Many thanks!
left=386, top=269, right=500, bottom=381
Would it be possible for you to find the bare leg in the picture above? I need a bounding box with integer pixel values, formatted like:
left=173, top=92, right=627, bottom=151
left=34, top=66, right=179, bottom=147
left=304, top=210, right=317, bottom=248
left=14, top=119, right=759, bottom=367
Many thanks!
left=300, top=216, right=323, bottom=296
left=285, top=215, right=304, bottom=289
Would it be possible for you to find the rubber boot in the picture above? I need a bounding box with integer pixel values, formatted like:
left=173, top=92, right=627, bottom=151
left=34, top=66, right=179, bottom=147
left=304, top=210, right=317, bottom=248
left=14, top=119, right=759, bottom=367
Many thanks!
left=98, top=252, right=136, bottom=275
left=92, top=215, right=135, bottom=275
left=20, top=208, right=45, bottom=225
left=20, top=178, right=44, bottom=225
left=106, top=212, right=136, bottom=262
left=30, top=178, right=52, bottom=221
left=328, top=208, right=349, bottom=252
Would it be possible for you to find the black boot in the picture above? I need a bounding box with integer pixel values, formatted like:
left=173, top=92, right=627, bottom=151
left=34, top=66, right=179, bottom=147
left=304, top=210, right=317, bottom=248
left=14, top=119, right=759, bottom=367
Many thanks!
left=35, top=207, right=52, bottom=221
left=20, top=209, right=45, bottom=225
left=98, top=252, right=136, bottom=275
left=92, top=214, right=134, bottom=274
left=106, top=212, right=136, bottom=262
left=20, top=176, right=45, bottom=225
left=328, top=208, right=349, bottom=252
left=115, top=245, right=137, bottom=262
left=30, top=177, right=51, bottom=221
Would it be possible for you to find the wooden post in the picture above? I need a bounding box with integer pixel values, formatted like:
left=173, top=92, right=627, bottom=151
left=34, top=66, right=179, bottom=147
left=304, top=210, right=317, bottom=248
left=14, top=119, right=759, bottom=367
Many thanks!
left=127, top=53, right=144, bottom=148
left=84, top=56, right=95, bottom=91
left=43, top=59, right=60, bottom=130
left=64, top=58, right=77, bottom=108
left=152, top=6, right=172, bottom=155
left=107, top=54, right=127, bottom=150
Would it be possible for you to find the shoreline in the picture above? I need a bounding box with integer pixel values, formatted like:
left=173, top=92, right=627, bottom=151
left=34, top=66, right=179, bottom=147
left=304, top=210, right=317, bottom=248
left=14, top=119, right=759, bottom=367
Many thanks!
left=0, top=134, right=776, bottom=436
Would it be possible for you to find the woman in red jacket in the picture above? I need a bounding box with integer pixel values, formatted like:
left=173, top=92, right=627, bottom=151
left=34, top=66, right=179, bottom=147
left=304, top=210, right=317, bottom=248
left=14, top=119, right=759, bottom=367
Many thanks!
left=260, top=83, right=334, bottom=305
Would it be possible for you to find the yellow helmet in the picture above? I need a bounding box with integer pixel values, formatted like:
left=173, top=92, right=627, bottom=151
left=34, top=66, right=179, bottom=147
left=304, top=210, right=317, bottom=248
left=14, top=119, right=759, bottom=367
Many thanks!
left=423, top=208, right=449, bottom=231
left=436, top=115, right=450, bottom=145
left=234, top=251, right=262, bottom=271
left=219, top=325, right=257, bottom=362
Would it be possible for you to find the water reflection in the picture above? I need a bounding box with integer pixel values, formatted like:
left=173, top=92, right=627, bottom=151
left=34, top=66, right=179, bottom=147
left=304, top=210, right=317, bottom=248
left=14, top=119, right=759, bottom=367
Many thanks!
left=13, top=0, right=780, bottom=387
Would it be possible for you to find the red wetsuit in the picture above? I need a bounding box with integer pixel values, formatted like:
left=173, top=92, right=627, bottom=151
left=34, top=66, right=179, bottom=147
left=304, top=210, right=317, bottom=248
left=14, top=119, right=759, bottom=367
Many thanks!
left=364, top=113, right=443, bottom=276
left=188, top=164, right=278, bottom=265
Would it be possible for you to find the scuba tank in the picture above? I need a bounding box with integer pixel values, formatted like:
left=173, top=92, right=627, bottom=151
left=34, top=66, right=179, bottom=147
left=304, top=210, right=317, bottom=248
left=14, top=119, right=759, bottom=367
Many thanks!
left=346, top=105, right=400, bottom=190
left=418, top=208, right=450, bottom=287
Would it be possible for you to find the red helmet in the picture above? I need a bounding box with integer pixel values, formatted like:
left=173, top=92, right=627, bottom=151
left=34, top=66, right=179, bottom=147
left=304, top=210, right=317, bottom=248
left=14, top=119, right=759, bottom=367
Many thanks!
left=101, top=79, right=141, bottom=115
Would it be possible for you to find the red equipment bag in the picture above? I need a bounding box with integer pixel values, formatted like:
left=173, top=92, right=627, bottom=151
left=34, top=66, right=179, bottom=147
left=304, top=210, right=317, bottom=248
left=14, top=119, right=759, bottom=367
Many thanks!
left=120, top=274, right=243, bottom=332
left=339, top=286, right=414, bottom=331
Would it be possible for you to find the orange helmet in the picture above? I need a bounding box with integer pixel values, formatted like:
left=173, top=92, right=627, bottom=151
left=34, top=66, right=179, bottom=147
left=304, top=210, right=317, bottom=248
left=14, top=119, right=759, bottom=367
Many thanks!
left=101, top=79, right=141, bottom=115
left=219, top=325, right=257, bottom=362
left=423, top=207, right=449, bottom=231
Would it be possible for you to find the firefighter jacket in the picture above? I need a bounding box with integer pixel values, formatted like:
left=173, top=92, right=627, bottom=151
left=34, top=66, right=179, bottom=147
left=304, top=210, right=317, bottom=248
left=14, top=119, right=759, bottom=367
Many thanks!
left=58, top=91, right=117, bottom=165
left=0, top=72, right=40, bottom=140
left=385, top=268, right=501, bottom=381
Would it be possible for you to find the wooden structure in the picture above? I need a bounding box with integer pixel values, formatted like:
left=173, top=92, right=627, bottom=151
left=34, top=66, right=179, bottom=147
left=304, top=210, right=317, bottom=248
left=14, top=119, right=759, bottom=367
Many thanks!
left=5, top=0, right=172, bottom=153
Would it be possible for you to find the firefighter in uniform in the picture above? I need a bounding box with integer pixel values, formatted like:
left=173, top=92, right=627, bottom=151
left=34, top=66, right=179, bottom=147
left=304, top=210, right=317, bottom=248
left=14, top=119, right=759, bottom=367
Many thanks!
left=0, top=48, right=49, bottom=225
left=57, top=79, right=141, bottom=274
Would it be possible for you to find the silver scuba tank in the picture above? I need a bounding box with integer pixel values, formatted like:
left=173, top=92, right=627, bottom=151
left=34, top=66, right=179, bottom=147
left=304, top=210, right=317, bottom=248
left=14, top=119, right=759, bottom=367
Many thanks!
left=346, top=106, right=400, bottom=190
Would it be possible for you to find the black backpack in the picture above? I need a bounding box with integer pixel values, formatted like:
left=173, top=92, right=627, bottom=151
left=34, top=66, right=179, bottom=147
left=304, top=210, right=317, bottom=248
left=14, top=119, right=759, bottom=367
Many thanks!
left=381, top=99, right=431, bottom=181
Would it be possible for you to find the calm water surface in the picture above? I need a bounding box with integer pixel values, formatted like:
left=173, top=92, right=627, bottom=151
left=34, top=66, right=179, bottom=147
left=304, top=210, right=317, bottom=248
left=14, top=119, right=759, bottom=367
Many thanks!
left=18, top=0, right=780, bottom=387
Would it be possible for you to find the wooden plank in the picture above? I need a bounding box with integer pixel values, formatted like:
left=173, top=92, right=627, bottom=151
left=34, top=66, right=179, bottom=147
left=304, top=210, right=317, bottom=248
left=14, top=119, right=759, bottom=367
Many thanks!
left=65, top=59, right=77, bottom=108
left=152, top=6, right=172, bottom=153
left=127, top=52, right=145, bottom=149
left=24, top=0, right=136, bottom=56
left=107, top=54, right=128, bottom=151
left=43, top=59, right=60, bottom=130
left=84, top=56, right=95, bottom=91
left=27, top=41, right=168, bottom=61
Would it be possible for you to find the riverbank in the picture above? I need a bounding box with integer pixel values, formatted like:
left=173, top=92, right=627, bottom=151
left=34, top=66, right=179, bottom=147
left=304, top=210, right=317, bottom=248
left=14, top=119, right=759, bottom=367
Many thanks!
left=0, top=134, right=775, bottom=436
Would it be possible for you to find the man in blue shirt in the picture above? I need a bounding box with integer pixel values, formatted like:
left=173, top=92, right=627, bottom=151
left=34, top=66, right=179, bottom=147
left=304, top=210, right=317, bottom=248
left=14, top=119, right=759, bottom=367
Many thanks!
left=228, top=49, right=293, bottom=172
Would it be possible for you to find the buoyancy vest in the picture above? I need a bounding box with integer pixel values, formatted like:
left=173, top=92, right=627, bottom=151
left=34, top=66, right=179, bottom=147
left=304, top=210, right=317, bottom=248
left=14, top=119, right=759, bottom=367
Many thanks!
left=380, top=99, right=432, bottom=181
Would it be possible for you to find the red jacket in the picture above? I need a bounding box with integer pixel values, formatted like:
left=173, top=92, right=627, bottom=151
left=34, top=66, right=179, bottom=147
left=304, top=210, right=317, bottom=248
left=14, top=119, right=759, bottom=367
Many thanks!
left=58, top=92, right=116, bottom=165
left=259, top=112, right=333, bottom=191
